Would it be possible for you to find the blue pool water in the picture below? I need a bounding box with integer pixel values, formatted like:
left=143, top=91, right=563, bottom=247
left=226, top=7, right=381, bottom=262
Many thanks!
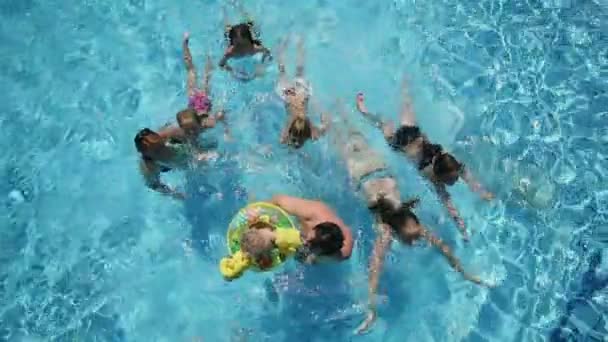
left=1, top=0, right=607, bottom=341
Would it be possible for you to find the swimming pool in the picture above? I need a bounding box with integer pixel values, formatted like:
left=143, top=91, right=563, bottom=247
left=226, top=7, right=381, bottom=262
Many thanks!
left=1, top=0, right=606, bottom=341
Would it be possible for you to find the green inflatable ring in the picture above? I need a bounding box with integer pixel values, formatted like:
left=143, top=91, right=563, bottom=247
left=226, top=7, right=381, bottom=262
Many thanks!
left=226, top=202, right=298, bottom=270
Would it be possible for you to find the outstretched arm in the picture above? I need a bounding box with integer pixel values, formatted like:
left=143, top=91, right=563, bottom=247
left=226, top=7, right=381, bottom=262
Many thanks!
left=256, top=44, right=272, bottom=63
left=158, top=124, right=186, bottom=141
left=295, top=36, right=305, bottom=78
left=279, top=115, right=297, bottom=144
left=461, top=168, right=494, bottom=200
left=219, top=48, right=256, bottom=82
left=421, top=228, right=491, bottom=287
left=214, top=109, right=231, bottom=141
left=355, top=93, right=395, bottom=140
left=201, top=55, right=213, bottom=94
left=312, top=113, right=330, bottom=140
left=269, top=195, right=327, bottom=222
left=436, top=184, right=469, bottom=241
left=218, top=47, right=234, bottom=72
left=311, top=99, right=330, bottom=139
left=183, top=32, right=197, bottom=97
left=270, top=194, right=353, bottom=254
left=140, top=161, right=185, bottom=200
left=277, top=41, right=287, bottom=72
left=356, top=224, right=393, bottom=334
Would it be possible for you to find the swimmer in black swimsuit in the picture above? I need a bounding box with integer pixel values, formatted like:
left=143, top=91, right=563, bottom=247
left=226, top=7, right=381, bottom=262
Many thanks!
left=355, top=78, right=494, bottom=241
left=330, top=103, right=493, bottom=334
left=218, top=1, right=271, bottom=81
left=134, top=128, right=188, bottom=200
left=134, top=125, right=217, bottom=200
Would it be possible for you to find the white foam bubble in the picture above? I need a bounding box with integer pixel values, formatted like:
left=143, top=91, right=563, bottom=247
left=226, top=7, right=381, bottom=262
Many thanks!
left=8, top=189, right=25, bottom=203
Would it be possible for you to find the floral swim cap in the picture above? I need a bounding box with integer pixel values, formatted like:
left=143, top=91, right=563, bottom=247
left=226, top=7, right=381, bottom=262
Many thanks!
left=188, top=91, right=211, bottom=114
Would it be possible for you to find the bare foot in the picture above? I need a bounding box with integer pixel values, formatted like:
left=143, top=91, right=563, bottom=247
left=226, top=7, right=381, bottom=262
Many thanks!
left=356, top=93, right=368, bottom=114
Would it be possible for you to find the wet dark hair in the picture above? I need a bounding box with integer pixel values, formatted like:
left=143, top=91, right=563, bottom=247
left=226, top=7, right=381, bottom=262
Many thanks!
left=419, top=141, right=443, bottom=170
left=287, top=117, right=312, bottom=148
left=433, top=153, right=463, bottom=177
left=308, top=222, right=344, bottom=256
left=134, top=128, right=158, bottom=152
left=371, top=197, right=420, bottom=233
left=390, top=125, right=422, bottom=149
left=228, top=23, right=259, bottom=46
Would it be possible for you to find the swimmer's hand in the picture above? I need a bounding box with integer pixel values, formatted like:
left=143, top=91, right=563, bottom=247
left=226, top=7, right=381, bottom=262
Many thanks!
left=355, top=310, right=377, bottom=335
left=214, top=110, right=232, bottom=141
left=259, top=46, right=273, bottom=63
left=215, top=110, right=226, bottom=122
left=456, top=219, right=469, bottom=242
left=467, top=274, right=496, bottom=288
left=183, top=32, right=193, bottom=65
left=320, top=112, right=329, bottom=126
left=355, top=93, right=368, bottom=114
left=446, top=201, right=469, bottom=242
left=280, top=130, right=289, bottom=144
left=151, top=182, right=186, bottom=201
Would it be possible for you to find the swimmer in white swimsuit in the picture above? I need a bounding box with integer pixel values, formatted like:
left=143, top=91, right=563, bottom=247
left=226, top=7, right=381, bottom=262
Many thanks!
left=275, top=35, right=329, bottom=149
left=330, top=103, right=493, bottom=334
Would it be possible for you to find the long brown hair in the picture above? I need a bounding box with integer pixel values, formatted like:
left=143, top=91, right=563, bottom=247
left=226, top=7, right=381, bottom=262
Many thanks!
left=134, top=128, right=161, bottom=154
left=287, top=117, right=312, bottom=147
left=371, top=197, right=420, bottom=229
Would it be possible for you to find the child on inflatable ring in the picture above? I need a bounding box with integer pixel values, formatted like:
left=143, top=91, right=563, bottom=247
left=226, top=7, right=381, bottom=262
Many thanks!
left=219, top=220, right=302, bottom=280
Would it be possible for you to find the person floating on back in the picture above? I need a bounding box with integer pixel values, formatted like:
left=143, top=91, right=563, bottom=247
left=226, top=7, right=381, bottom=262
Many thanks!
left=355, top=78, right=494, bottom=241
left=275, top=36, right=329, bottom=149
left=218, top=1, right=271, bottom=81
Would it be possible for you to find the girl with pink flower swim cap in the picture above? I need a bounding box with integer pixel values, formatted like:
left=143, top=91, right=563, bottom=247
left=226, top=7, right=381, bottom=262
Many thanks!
left=177, top=32, right=229, bottom=145
left=180, top=32, right=229, bottom=141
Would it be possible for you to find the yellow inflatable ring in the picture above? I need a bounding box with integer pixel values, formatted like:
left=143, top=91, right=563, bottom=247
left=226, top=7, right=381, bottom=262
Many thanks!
left=226, top=202, right=298, bottom=271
